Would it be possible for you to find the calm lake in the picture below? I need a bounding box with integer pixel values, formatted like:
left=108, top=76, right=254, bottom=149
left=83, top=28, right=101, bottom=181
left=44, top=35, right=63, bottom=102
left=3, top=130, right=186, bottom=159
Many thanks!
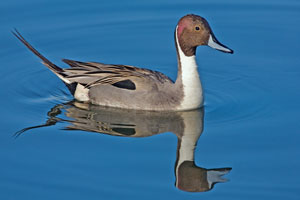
left=1, top=0, right=299, bottom=199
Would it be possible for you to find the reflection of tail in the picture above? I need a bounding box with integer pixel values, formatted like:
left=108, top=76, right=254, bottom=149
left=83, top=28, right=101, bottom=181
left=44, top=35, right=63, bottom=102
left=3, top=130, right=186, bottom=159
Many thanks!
left=12, top=30, right=76, bottom=94
left=13, top=104, right=65, bottom=138
left=14, top=118, right=59, bottom=138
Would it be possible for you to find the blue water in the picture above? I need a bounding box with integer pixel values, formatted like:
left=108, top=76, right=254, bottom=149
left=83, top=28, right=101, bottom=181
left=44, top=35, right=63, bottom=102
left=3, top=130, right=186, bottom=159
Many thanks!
left=1, top=0, right=300, bottom=199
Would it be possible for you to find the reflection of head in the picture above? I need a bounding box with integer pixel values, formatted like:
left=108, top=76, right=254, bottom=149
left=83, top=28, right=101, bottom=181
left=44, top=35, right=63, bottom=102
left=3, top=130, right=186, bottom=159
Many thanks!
left=176, top=161, right=231, bottom=192
left=177, top=161, right=209, bottom=192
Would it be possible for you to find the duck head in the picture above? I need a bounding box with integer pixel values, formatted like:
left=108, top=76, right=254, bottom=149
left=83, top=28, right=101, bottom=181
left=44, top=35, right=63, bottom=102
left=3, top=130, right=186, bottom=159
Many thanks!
left=176, top=14, right=234, bottom=56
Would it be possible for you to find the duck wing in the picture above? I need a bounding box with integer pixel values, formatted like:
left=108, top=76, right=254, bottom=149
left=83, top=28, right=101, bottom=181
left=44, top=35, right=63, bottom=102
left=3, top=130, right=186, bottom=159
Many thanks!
left=62, top=59, right=173, bottom=89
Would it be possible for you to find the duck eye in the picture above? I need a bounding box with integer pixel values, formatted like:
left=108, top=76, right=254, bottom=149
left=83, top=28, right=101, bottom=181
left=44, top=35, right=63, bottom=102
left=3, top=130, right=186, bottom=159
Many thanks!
left=195, top=26, right=200, bottom=31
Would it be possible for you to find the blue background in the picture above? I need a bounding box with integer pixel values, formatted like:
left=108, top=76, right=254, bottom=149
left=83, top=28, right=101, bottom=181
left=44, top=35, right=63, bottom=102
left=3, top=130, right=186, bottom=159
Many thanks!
left=1, top=0, right=299, bottom=199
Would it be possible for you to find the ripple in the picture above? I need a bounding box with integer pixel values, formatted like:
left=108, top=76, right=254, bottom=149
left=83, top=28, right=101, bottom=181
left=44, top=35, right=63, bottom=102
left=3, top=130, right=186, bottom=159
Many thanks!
left=204, top=71, right=273, bottom=126
left=10, top=63, right=72, bottom=106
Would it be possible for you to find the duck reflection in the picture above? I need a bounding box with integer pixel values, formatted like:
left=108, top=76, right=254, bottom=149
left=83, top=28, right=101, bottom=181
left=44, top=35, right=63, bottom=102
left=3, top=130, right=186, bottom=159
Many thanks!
left=16, top=101, right=231, bottom=192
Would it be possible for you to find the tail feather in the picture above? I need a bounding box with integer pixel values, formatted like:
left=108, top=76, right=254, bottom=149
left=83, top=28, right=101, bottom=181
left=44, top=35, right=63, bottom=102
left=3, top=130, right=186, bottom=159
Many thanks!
left=12, top=29, right=77, bottom=87
left=12, top=29, right=63, bottom=73
left=13, top=29, right=78, bottom=94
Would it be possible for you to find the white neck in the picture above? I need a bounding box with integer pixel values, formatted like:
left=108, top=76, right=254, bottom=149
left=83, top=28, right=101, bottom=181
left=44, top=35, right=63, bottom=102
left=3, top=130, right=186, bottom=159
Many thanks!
left=175, top=26, right=203, bottom=110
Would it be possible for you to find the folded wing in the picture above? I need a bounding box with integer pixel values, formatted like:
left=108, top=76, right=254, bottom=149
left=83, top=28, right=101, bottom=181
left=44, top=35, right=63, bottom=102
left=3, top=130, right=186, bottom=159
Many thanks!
left=62, top=59, right=173, bottom=89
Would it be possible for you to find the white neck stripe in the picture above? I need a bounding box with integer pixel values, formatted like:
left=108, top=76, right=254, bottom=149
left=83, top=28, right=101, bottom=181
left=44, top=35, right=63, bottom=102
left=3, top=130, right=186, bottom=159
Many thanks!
left=175, top=26, right=203, bottom=110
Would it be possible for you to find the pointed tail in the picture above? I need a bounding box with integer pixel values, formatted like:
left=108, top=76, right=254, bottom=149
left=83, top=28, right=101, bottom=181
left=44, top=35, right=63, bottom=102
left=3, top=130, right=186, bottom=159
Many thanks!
left=12, top=29, right=77, bottom=94
left=12, top=29, right=64, bottom=73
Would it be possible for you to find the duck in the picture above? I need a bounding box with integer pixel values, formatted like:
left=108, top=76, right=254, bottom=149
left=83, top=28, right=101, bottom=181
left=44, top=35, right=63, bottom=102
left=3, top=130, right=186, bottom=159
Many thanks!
left=13, top=14, right=233, bottom=111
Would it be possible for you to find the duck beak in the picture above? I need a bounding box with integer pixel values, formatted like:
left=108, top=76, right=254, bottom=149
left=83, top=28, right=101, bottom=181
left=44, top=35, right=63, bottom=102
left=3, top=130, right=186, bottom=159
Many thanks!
left=207, top=33, right=234, bottom=54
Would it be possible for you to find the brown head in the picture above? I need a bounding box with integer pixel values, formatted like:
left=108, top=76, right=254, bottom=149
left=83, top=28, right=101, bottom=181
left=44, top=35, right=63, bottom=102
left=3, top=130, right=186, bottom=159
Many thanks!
left=176, top=14, right=233, bottom=56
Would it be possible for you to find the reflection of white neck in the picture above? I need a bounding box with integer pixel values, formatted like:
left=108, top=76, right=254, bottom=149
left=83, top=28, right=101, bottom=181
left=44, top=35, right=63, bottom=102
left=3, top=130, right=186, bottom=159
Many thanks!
left=176, top=111, right=203, bottom=166
left=175, top=26, right=203, bottom=110
left=175, top=110, right=203, bottom=188
left=177, top=134, right=197, bottom=165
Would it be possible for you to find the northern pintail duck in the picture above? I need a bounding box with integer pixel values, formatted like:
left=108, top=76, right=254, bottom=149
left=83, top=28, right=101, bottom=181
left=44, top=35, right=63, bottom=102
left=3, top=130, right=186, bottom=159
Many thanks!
left=13, top=14, right=233, bottom=111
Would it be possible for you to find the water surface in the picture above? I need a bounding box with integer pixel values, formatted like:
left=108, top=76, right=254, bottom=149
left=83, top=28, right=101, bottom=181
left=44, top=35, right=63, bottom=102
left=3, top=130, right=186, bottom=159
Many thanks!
left=1, top=0, right=300, bottom=199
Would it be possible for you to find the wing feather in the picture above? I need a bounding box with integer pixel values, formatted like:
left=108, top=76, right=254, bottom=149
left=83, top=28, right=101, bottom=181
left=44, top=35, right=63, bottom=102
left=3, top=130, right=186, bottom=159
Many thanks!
left=62, top=59, right=173, bottom=88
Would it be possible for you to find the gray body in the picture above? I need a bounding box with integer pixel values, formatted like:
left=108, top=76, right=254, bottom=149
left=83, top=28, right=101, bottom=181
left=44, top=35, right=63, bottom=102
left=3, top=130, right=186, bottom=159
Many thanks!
left=89, top=82, right=182, bottom=110
left=61, top=59, right=184, bottom=110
